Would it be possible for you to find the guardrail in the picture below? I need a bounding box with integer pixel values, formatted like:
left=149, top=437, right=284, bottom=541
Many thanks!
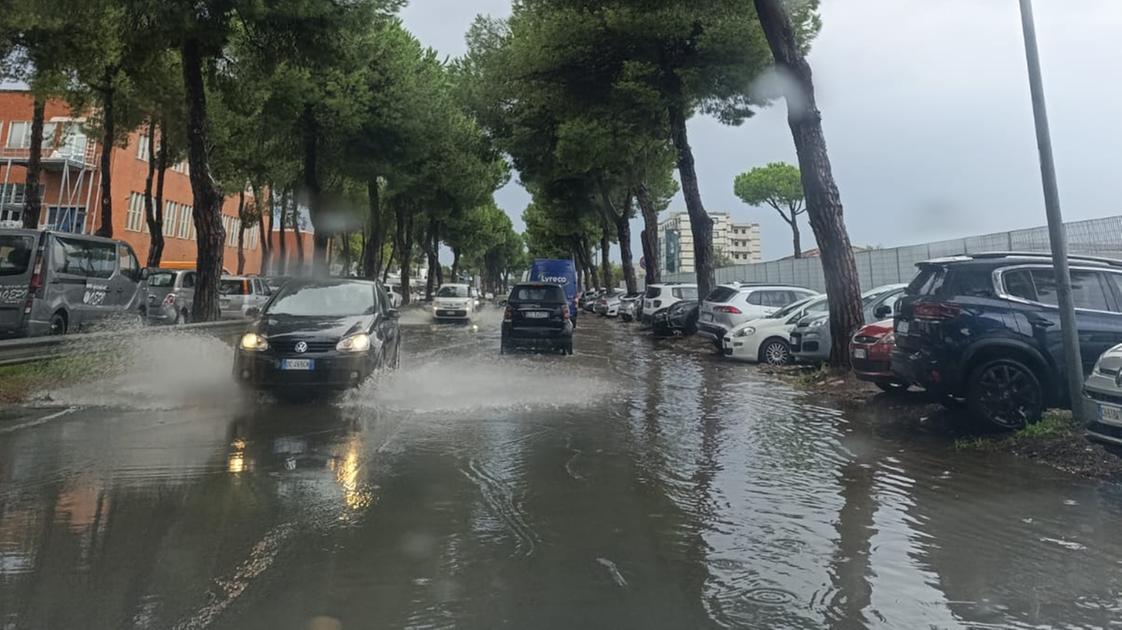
left=0, top=320, right=249, bottom=367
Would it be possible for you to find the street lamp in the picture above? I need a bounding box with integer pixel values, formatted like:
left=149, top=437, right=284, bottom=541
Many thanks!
left=1017, top=0, right=1084, bottom=420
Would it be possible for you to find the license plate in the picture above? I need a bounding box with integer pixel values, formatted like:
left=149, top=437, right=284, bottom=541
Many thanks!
left=701, top=312, right=713, bottom=321
left=897, top=320, right=910, bottom=334
left=525, top=311, right=548, bottom=319
left=281, top=359, right=314, bottom=371
left=853, top=348, right=867, bottom=359
left=1099, top=403, right=1122, bottom=425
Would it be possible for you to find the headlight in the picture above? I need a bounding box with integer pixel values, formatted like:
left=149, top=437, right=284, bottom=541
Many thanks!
left=240, top=333, right=269, bottom=351
left=810, top=319, right=828, bottom=328
left=336, top=333, right=371, bottom=352
left=735, top=326, right=756, bottom=337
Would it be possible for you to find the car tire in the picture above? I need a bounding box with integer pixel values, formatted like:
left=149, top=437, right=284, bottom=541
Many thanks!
left=967, top=358, right=1044, bottom=430
left=875, top=379, right=908, bottom=394
left=565, top=340, right=573, bottom=355
left=49, top=311, right=67, bottom=336
left=759, top=339, right=791, bottom=366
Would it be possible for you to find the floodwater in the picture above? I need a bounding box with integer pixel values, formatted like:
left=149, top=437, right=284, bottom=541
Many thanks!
left=2, top=311, right=1122, bottom=629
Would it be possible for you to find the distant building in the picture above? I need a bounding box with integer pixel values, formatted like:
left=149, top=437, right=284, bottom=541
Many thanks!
left=658, top=211, right=761, bottom=273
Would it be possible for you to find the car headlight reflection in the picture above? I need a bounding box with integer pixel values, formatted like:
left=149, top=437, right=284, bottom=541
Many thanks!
left=735, top=326, right=756, bottom=337
left=240, top=333, right=269, bottom=352
left=336, top=333, right=372, bottom=353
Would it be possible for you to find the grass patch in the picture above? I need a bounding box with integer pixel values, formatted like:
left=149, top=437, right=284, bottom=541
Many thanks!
left=954, top=409, right=1077, bottom=451
left=794, top=364, right=831, bottom=387
left=0, top=355, right=106, bottom=403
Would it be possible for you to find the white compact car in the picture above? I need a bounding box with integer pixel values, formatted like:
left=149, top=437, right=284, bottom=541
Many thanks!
left=722, top=295, right=828, bottom=365
left=640, top=283, right=698, bottom=327
left=697, top=283, right=819, bottom=345
left=432, top=283, right=476, bottom=320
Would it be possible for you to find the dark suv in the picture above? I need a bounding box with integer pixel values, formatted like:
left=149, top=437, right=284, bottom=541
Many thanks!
left=501, top=283, right=574, bottom=355
left=892, top=253, right=1122, bottom=429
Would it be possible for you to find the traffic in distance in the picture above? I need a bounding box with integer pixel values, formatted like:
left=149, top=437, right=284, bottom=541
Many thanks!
left=6, top=228, right=1122, bottom=444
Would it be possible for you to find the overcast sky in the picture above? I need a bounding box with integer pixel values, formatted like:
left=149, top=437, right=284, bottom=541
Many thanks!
left=401, top=0, right=1122, bottom=261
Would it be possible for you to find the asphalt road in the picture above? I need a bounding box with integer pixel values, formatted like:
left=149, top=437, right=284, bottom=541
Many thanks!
left=2, top=311, right=1122, bottom=629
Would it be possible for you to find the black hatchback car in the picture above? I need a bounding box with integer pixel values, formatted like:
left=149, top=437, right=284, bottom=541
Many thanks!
left=652, top=299, right=699, bottom=336
left=892, top=252, right=1122, bottom=429
left=234, top=278, right=401, bottom=392
left=501, top=283, right=574, bottom=354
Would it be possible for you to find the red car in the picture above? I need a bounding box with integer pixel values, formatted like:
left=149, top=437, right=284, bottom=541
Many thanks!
left=850, top=320, right=909, bottom=393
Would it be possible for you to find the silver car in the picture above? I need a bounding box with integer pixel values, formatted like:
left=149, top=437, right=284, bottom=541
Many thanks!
left=1084, top=344, right=1122, bottom=446
left=219, top=275, right=272, bottom=319
left=790, top=284, right=907, bottom=363
left=141, top=268, right=197, bottom=325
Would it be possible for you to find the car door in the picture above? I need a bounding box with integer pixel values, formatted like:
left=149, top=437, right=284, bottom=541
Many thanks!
left=374, top=283, right=400, bottom=365
left=113, top=243, right=142, bottom=314
left=1025, top=267, right=1118, bottom=375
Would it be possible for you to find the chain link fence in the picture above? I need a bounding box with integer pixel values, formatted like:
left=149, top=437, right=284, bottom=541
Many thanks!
left=663, top=215, right=1122, bottom=291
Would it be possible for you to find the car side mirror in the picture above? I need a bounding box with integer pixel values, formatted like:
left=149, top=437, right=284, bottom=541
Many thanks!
left=387, top=309, right=400, bottom=319
left=246, top=306, right=261, bottom=318
left=140, top=267, right=150, bottom=281
left=874, top=305, right=892, bottom=319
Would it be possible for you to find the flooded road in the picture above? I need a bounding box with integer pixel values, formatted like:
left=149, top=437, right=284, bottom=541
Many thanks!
left=2, top=312, right=1122, bottom=629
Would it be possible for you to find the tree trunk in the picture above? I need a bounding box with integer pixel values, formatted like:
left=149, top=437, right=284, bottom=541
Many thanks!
left=362, top=178, right=381, bottom=278
left=236, top=190, right=247, bottom=274
left=576, top=239, right=599, bottom=289
left=301, top=106, right=327, bottom=271
left=667, top=97, right=714, bottom=299
left=292, top=193, right=305, bottom=271
left=755, top=0, right=864, bottom=367
left=433, top=226, right=443, bottom=286
left=791, top=218, right=801, bottom=259
left=152, top=125, right=168, bottom=264
left=599, top=228, right=612, bottom=289
left=341, top=231, right=352, bottom=276
left=143, top=120, right=165, bottom=266
left=21, top=96, right=45, bottom=229
left=396, top=201, right=414, bottom=305
left=95, top=74, right=115, bottom=237
left=616, top=212, right=637, bottom=294
left=277, top=188, right=288, bottom=275
left=424, top=216, right=438, bottom=300
left=254, top=181, right=271, bottom=276
left=451, top=248, right=460, bottom=281
left=181, top=37, right=226, bottom=321
left=635, top=183, right=660, bottom=285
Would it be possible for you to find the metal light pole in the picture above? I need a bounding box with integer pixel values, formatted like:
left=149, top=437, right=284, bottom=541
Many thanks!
left=1018, top=0, right=1084, bottom=420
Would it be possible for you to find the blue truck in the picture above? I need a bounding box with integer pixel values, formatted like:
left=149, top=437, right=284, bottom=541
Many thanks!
left=528, top=258, right=580, bottom=322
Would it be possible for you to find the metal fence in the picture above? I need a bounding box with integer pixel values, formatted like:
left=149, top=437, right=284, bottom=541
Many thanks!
left=662, top=215, right=1122, bottom=292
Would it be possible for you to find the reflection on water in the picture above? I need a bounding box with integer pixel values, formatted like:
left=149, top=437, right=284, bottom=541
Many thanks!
left=1, top=318, right=1122, bottom=628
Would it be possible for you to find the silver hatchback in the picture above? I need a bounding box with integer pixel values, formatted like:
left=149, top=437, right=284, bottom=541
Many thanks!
left=219, top=276, right=272, bottom=319
left=141, top=268, right=197, bottom=325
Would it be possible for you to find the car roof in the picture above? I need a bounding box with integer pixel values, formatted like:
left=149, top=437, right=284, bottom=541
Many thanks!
left=514, top=282, right=564, bottom=288
left=718, top=282, right=812, bottom=290
left=919, top=252, right=1122, bottom=270
left=1, top=228, right=121, bottom=245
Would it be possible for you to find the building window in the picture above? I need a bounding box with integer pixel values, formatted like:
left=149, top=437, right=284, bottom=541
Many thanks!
left=126, top=192, right=145, bottom=232
left=5, top=121, right=58, bottom=149
left=137, top=134, right=150, bottom=161
left=45, top=206, right=86, bottom=233
left=1, top=183, right=27, bottom=205
left=163, top=202, right=177, bottom=237
left=178, top=205, right=192, bottom=239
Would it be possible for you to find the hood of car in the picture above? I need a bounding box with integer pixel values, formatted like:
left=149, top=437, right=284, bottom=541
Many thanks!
left=258, top=314, right=372, bottom=341
left=1096, top=346, right=1122, bottom=374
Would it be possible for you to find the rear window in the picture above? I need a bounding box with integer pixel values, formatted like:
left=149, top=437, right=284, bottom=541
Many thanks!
left=0, top=234, right=33, bottom=276
left=512, top=285, right=565, bottom=302
left=673, top=287, right=698, bottom=300
left=907, top=266, right=945, bottom=296
left=147, top=271, right=177, bottom=288
left=219, top=279, right=250, bottom=295
left=908, top=266, right=993, bottom=298
left=705, top=286, right=738, bottom=303
left=644, top=286, right=661, bottom=298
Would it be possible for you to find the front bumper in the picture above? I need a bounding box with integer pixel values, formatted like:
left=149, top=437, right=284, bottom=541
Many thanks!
left=1084, top=378, right=1122, bottom=445
left=790, top=330, right=829, bottom=362
left=697, top=321, right=726, bottom=341
left=234, top=350, right=375, bottom=390
left=721, top=335, right=758, bottom=362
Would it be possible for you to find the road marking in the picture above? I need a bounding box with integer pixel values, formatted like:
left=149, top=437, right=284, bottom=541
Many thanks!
left=0, top=407, right=78, bottom=435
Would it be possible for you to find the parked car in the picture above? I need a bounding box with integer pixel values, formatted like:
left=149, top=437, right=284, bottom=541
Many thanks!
left=850, top=320, right=909, bottom=392
left=698, top=283, right=818, bottom=347
left=234, top=278, right=400, bottom=393
left=594, top=289, right=624, bottom=315
left=790, top=283, right=908, bottom=363
left=264, top=275, right=297, bottom=294
left=501, top=282, right=574, bottom=355
left=619, top=293, right=642, bottom=321
left=140, top=268, right=196, bottom=325
left=583, top=288, right=605, bottom=313
left=1084, top=344, right=1122, bottom=446
left=641, top=283, right=698, bottom=327
left=432, top=283, right=476, bottom=321
left=0, top=228, right=143, bottom=337
left=722, top=295, right=828, bottom=365
left=894, top=253, right=1122, bottom=429
left=219, top=275, right=272, bottom=319
left=652, top=299, right=699, bottom=337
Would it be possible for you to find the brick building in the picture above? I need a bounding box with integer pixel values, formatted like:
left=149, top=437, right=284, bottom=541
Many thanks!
left=0, top=89, right=310, bottom=273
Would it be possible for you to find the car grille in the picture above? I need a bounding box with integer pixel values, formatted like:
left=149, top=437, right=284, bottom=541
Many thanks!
left=1086, top=388, right=1122, bottom=406
left=278, top=340, right=335, bottom=354
left=854, top=335, right=880, bottom=344
left=437, top=310, right=467, bottom=317
left=1088, top=421, right=1122, bottom=444
left=790, top=332, right=802, bottom=352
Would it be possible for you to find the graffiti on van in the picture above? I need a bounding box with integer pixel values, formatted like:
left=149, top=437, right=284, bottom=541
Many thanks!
left=83, top=283, right=109, bottom=306
left=0, top=285, right=28, bottom=304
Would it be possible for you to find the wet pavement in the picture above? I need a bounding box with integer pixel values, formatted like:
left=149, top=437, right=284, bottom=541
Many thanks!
left=2, top=311, right=1122, bottom=629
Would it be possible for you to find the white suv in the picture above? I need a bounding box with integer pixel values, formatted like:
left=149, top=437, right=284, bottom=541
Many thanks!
left=696, top=283, right=818, bottom=344
left=640, top=283, right=698, bottom=327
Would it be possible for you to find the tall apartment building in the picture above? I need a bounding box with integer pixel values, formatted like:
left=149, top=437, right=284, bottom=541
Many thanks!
left=658, top=211, right=761, bottom=274
left=0, top=90, right=309, bottom=273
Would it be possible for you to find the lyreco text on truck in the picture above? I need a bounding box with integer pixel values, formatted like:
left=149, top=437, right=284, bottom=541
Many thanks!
left=528, top=259, right=579, bottom=320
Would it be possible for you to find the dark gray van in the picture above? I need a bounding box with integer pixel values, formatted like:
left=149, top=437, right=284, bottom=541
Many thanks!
left=0, top=228, right=142, bottom=338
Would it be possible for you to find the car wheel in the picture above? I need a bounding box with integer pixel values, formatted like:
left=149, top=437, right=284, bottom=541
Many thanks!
left=967, top=358, right=1044, bottom=430
left=565, top=340, right=573, bottom=355
left=49, top=312, right=67, bottom=335
left=759, top=339, right=791, bottom=366
left=875, top=379, right=908, bottom=394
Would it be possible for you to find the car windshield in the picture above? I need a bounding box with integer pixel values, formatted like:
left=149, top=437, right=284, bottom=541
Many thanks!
left=437, top=285, right=468, bottom=298
left=769, top=295, right=818, bottom=318
left=512, top=285, right=565, bottom=302
left=219, top=279, right=250, bottom=295
left=146, top=271, right=176, bottom=288
left=267, top=282, right=375, bottom=317
left=0, top=235, right=33, bottom=276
